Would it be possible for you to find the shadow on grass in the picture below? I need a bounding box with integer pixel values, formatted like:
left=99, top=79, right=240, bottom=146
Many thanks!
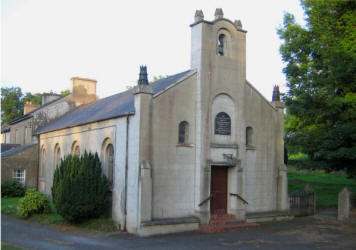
left=1, top=197, right=118, bottom=232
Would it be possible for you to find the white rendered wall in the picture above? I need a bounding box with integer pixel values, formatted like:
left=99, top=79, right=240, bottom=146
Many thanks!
left=39, top=117, right=128, bottom=226
left=245, top=83, right=279, bottom=213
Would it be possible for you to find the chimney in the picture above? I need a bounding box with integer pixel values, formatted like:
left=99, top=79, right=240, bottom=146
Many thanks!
left=24, top=101, right=40, bottom=115
left=71, top=77, right=98, bottom=106
left=41, top=93, right=62, bottom=105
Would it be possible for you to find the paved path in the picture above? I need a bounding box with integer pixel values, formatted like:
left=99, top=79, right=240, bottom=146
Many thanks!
left=2, top=214, right=356, bottom=250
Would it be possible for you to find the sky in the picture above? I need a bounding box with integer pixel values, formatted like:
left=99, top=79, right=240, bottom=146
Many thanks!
left=2, top=0, right=305, bottom=99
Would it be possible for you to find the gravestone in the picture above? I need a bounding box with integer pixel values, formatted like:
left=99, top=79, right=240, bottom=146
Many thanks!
left=338, top=188, right=350, bottom=221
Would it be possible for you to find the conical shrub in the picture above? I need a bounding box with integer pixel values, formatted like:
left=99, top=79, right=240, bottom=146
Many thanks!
left=52, top=151, right=110, bottom=223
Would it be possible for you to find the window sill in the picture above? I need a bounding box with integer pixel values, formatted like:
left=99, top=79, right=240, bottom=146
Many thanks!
left=246, top=145, right=256, bottom=150
left=176, top=143, right=194, bottom=147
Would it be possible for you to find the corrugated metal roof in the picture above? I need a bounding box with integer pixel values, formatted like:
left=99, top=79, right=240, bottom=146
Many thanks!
left=36, top=69, right=194, bottom=134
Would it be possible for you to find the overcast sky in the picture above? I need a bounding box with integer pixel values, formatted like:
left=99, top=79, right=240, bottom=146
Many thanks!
left=2, top=0, right=305, bottom=99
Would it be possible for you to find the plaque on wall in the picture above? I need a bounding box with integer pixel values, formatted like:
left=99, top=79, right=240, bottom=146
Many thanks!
left=215, top=112, right=231, bottom=135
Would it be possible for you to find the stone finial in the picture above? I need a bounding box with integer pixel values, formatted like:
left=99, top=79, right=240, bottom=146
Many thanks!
left=138, top=65, right=149, bottom=85
left=272, top=85, right=280, bottom=102
left=234, top=20, right=242, bottom=28
left=214, top=8, right=223, bottom=19
left=194, top=10, right=204, bottom=22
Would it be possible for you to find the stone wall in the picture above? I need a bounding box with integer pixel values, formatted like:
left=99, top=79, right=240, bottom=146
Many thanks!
left=1, top=144, right=39, bottom=188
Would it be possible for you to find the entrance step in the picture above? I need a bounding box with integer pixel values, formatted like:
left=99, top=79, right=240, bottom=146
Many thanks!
left=200, top=214, right=260, bottom=233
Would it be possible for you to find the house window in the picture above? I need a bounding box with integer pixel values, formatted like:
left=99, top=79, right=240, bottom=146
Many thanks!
left=246, top=127, right=253, bottom=146
left=178, top=121, right=189, bottom=144
left=215, top=112, right=231, bottom=135
left=218, top=34, right=226, bottom=56
left=13, top=169, right=25, bottom=185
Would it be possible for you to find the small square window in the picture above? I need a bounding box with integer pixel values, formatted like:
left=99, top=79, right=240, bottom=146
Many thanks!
left=12, top=169, right=25, bottom=185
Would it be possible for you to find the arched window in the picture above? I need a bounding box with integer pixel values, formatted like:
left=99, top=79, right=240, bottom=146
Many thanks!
left=54, top=144, right=61, bottom=168
left=215, top=112, right=231, bottom=135
left=40, top=146, right=46, bottom=178
left=178, top=121, right=189, bottom=144
left=101, top=138, right=114, bottom=188
left=71, top=141, right=80, bottom=156
left=105, top=144, right=114, bottom=185
left=218, top=34, right=226, bottom=56
left=246, top=127, right=253, bottom=146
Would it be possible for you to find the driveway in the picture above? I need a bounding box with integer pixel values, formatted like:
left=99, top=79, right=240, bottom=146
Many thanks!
left=2, top=212, right=356, bottom=250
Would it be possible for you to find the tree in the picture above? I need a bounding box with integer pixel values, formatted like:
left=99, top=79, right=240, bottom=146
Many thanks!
left=1, top=87, right=24, bottom=124
left=1, top=87, right=70, bottom=125
left=278, top=0, right=356, bottom=179
left=52, top=152, right=110, bottom=223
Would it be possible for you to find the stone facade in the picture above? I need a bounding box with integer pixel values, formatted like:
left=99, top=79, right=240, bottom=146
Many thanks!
left=1, top=144, right=38, bottom=188
left=37, top=9, right=288, bottom=236
left=4, top=78, right=97, bottom=146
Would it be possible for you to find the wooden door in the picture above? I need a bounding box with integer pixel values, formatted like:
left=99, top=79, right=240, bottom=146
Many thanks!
left=210, top=167, right=228, bottom=215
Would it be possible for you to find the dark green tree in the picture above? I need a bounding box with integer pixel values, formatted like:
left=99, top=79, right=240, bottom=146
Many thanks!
left=52, top=151, right=110, bottom=223
left=278, top=0, right=356, bottom=179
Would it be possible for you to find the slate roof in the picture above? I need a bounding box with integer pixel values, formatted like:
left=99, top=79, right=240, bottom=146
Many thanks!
left=1, top=144, right=36, bottom=157
left=36, top=69, right=194, bottom=134
left=1, top=144, right=20, bottom=153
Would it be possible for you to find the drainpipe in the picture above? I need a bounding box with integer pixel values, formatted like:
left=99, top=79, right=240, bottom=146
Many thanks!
left=123, top=114, right=130, bottom=231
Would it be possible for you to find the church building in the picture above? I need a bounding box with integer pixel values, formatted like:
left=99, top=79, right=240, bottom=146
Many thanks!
left=37, top=9, right=289, bottom=236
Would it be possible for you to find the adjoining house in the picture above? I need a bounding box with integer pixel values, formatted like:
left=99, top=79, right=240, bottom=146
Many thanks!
left=1, top=78, right=98, bottom=187
left=36, top=9, right=289, bottom=236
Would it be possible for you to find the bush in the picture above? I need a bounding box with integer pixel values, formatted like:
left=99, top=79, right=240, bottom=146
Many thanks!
left=52, top=151, right=110, bottom=223
left=1, top=179, right=26, bottom=197
left=19, top=189, right=50, bottom=217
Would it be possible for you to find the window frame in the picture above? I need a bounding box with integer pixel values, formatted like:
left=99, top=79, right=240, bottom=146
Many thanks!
left=178, top=121, right=189, bottom=144
left=13, top=169, right=26, bottom=185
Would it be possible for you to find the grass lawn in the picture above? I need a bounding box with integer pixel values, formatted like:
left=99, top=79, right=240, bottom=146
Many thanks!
left=1, top=243, right=23, bottom=250
left=288, top=167, right=356, bottom=208
left=1, top=197, right=118, bottom=232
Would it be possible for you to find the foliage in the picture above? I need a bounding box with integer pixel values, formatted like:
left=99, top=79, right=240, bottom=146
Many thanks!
left=1, top=197, right=21, bottom=216
left=52, top=152, right=110, bottom=223
left=1, top=87, right=24, bottom=124
left=278, top=0, right=356, bottom=179
left=1, top=180, right=26, bottom=197
left=18, top=189, right=50, bottom=218
left=288, top=167, right=356, bottom=208
left=1, top=86, right=70, bottom=125
left=60, top=89, right=71, bottom=95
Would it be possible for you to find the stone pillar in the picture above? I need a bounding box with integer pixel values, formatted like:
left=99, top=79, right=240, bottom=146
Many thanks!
left=338, top=188, right=350, bottom=221
left=134, top=66, right=153, bottom=223
left=139, top=160, right=152, bottom=222
left=277, top=164, right=289, bottom=211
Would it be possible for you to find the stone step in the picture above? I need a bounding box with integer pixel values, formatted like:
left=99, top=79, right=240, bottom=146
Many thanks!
left=210, top=214, right=236, bottom=220
left=200, top=221, right=260, bottom=233
left=209, top=218, right=244, bottom=226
